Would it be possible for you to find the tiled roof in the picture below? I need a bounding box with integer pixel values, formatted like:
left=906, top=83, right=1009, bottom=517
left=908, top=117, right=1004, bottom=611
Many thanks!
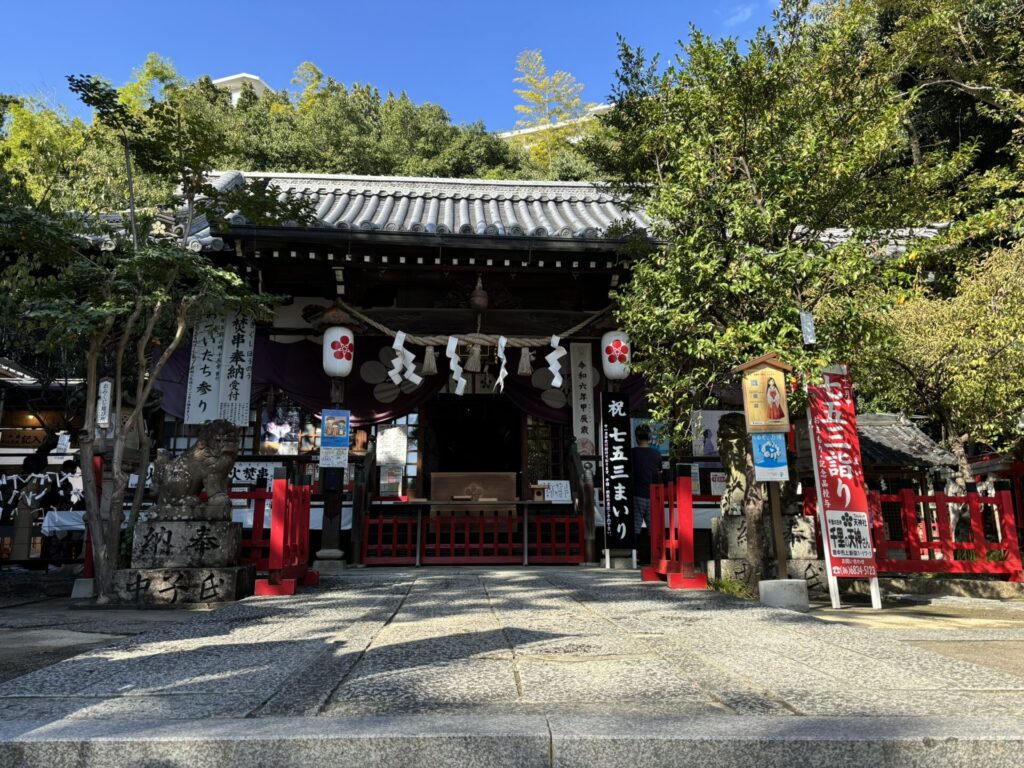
left=208, top=170, right=650, bottom=240
left=856, top=413, right=956, bottom=468
left=796, top=412, right=955, bottom=472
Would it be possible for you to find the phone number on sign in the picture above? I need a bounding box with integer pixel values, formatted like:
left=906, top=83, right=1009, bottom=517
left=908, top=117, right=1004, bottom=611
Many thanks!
left=832, top=563, right=877, bottom=577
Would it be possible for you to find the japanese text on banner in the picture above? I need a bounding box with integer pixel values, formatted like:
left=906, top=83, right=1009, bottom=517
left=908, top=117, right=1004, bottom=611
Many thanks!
left=807, top=371, right=878, bottom=579
left=184, top=319, right=224, bottom=425
left=601, top=392, right=635, bottom=550
left=217, top=313, right=256, bottom=427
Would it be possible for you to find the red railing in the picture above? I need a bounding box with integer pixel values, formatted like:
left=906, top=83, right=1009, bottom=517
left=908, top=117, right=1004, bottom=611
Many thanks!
left=362, top=514, right=419, bottom=565
left=231, top=474, right=319, bottom=595
left=868, top=481, right=1023, bottom=581
left=361, top=507, right=585, bottom=566
left=234, top=487, right=272, bottom=571
left=641, top=475, right=708, bottom=589
left=422, top=513, right=522, bottom=565
left=528, top=515, right=585, bottom=564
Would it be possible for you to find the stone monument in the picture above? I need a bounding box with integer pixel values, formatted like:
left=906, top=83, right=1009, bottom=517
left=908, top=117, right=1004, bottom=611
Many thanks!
left=115, top=420, right=255, bottom=605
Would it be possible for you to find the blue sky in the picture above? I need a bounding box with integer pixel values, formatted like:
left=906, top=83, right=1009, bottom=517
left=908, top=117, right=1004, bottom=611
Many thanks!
left=1, top=1, right=776, bottom=131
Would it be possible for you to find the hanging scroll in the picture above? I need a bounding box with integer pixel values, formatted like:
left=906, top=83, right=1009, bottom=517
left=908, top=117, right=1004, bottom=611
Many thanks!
left=218, top=313, right=256, bottom=427
left=184, top=319, right=224, bottom=425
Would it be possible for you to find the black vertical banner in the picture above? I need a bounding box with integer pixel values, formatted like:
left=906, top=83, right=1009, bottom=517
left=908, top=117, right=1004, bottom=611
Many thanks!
left=601, top=392, right=635, bottom=550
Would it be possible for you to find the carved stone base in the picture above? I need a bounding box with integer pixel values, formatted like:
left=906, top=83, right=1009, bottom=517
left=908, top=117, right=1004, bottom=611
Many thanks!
left=132, top=521, right=242, bottom=569
left=705, top=558, right=827, bottom=592
left=114, top=565, right=255, bottom=606
left=712, top=515, right=818, bottom=560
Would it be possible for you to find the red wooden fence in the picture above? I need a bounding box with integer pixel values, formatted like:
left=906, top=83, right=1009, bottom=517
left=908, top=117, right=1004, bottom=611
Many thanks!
left=232, top=474, right=319, bottom=596
left=361, top=508, right=585, bottom=566
left=362, top=513, right=419, bottom=565
left=641, top=475, right=707, bottom=589
left=868, top=481, right=1022, bottom=581
left=422, top=513, right=522, bottom=565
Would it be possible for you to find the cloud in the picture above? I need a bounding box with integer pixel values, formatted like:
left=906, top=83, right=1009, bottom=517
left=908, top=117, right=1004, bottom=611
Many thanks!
left=724, top=3, right=755, bottom=27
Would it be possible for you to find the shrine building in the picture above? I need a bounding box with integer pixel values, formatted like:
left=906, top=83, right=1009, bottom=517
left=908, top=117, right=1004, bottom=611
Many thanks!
left=154, top=170, right=658, bottom=565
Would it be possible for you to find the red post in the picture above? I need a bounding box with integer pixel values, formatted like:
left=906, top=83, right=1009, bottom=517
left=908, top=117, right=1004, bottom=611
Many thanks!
left=994, top=483, right=1023, bottom=580
left=900, top=484, right=922, bottom=560
left=268, top=474, right=288, bottom=573
left=868, top=489, right=887, bottom=564
left=676, top=475, right=694, bottom=568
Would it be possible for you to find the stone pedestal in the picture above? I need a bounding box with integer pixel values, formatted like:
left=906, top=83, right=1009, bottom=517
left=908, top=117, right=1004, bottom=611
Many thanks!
left=314, top=549, right=347, bottom=574
left=705, top=557, right=827, bottom=591
left=114, top=565, right=255, bottom=606
left=116, top=519, right=254, bottom=605
left=758, top=579, right=810, bottom=612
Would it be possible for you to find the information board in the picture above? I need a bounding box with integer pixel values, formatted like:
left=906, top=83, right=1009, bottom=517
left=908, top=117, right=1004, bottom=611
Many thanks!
left=320, top=409, right=351, bottom=469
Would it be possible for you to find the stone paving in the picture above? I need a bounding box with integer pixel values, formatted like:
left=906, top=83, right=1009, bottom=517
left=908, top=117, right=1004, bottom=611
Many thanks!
left=1, top=567, right=1024, bottom=721
left=3, top=568, right=1024, bottom=766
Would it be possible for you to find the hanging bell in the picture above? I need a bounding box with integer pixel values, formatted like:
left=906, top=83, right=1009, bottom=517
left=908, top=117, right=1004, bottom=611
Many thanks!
left=422, top=345, right=438, bottom=376
left=517, top=347, right=533, bottom=376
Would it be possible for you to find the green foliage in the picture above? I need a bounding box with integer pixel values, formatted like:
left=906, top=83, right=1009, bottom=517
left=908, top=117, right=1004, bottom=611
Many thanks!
left=853, top=242, right=1024, bottom=464
left=508, top=49, right=601, bottom=179
left=217, top=61, right=523, bottom=178
left=708, top=577, right=754, bottom=599
left=1, top=59, right=313, bottom=602
left=597, top=1, right=967, bottom=439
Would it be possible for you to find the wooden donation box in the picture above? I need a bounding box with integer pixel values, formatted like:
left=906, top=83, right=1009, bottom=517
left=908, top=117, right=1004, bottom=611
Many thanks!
left=430, top=472, right=517, bottom=513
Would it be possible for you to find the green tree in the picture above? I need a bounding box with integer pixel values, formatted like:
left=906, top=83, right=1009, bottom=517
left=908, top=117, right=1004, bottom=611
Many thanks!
left=1, top=72, right=311, bottom=603
left=597, top=1, right=965, bottom=585
left=854, top=243, right=1024, bottom=481
left=510, top=49, right=598, bottom=178
left=847, top=0, right=1024, bottom=467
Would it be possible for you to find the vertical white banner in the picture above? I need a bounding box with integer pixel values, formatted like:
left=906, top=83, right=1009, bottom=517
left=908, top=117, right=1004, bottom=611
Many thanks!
left=184, top=318, right=224, bottom=425
left=96, top=379, right=113, bottom=428
left=570, top=343, right=596, bottom=456
left=218, top=313, right=256, bottom=427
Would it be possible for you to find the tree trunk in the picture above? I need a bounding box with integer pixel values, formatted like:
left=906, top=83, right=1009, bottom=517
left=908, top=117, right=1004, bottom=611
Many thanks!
left=946, top=427, right=973, bottom=493
left=127, top=426, right=151, bottom=531
left=944, top=422, right=974, bottom=544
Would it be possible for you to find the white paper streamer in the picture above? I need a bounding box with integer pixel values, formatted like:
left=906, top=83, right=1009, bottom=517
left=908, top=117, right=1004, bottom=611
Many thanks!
left=389, top=331, right=407, bottom=384
left=494, top=337, right=509, bottom=393
left=545, top=334, right=567, bottom=388
left=389, top=331, right=423, bottom=386
left=446, top=336, right=467, bottom=396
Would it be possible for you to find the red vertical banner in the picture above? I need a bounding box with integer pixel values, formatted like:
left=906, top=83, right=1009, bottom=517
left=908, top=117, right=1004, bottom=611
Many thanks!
left=807, top=371, right=878, bottom=579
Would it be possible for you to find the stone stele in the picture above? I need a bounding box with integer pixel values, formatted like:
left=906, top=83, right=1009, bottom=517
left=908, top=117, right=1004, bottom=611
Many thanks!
left=115, top=420, right=255, bottom=605
left=131, top=521, right=243, bottom=569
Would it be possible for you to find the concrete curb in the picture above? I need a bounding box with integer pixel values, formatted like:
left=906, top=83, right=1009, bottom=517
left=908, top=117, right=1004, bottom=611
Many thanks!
left=847, top=576, right=1024, bottom=601
left=4, top=714, right=1024, bottom=768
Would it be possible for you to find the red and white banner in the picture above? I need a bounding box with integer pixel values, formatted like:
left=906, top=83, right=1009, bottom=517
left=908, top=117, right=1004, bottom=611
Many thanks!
left=807, top=370, right=878, bottom=579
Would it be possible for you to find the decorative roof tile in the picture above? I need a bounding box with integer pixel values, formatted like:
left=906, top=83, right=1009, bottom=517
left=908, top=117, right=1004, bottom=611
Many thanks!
left=206, top=170, right=649, bottom=242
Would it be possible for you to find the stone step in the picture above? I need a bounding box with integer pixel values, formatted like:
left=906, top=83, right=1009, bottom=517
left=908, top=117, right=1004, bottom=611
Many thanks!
left=2, top=714, right=1022, bottom=767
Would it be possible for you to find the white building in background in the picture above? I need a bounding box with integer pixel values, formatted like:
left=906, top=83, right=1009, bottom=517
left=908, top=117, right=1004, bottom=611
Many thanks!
left=212, top=73, right=271, bottom=106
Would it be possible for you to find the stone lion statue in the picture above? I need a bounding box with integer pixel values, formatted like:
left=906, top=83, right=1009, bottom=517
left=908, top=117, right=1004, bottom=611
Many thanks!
left=150, top=420, right=241, bottom=522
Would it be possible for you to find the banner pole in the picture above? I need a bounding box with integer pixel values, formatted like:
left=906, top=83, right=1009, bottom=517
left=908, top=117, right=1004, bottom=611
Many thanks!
left=806, top=403, right=842, bottom=609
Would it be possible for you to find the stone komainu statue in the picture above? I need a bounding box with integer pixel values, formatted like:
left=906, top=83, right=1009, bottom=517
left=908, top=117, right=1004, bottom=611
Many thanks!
left=150, top=420, right=241, bottom=522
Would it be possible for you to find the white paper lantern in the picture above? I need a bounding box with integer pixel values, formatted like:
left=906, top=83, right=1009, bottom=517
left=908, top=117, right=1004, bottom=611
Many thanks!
left=323, top=326, right=355, bottom=377
left=601, top=331, right=631, bottom=380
